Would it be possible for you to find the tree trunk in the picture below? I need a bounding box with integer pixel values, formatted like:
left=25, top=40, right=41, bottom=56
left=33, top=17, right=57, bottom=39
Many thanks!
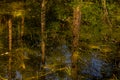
left=40, top=0, right=46, bottom=79
left=18, top=16, right=24, bottom=47
left=71, top=0, right=81, bottom=80
left=102, top=0, right=112, bottom=28
left=21, top=16, right=24, bottom=39
left=8, top=17, right=12, bottom=80
left=21, top=16, right=24, bottom=46
left=17, top=21, right=21, bottom=46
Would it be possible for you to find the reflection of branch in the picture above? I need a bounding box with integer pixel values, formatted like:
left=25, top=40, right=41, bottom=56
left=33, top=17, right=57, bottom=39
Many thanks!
left=39, top=67, right=66, bottom=77
left=25, top=67, right=66, bottom=80
left=0, top=75, right=8, bottom=80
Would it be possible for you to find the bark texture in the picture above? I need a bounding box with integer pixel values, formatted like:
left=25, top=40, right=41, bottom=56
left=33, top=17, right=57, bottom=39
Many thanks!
left=8, top=18, right=12, bottom=80
left=40, top=0, right=46, bottom=79
left=71, top=1, right=81, bottom=80
left=41, top=0, right=46, bottom=67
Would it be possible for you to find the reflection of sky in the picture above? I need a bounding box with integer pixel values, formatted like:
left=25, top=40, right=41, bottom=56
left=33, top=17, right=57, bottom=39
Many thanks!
left=61, top=45, right=104, bottom=80
left=15, top=71, right=22, bottom=80
left=61, top=45, right=71, bottom=64
left=82, top=57, right=113, bottom=79
left=61, top=45, right=113, bottom=79
left=82, top=58, right=104, bottom=78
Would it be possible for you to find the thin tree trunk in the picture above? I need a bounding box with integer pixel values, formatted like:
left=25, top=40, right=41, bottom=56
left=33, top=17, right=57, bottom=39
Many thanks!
left=102, top=0, right=112, bottom=28
left=18, top=21, right=21, bottom=46
left=0, top=17, right=1, bottom=26
left=41, top=0, right=46, bottom=67
left=21, top=16, right=24, bottom=39
left=71, top=0, right=81, bottom=80
left=18, top=16, right=24, bottom=47
left=21, top=16, right=24, bottom=46
left=41, top=0, right=46, bottom=79
left=8, top=17, right=12, bottom=80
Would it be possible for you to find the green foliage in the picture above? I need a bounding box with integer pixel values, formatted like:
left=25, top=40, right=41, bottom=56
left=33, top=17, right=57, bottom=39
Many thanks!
left=81, top=2, right=103, bottom=43
left=25, top=0, right=40, bottom=18
left=0, top=0, right=120, bottom=79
